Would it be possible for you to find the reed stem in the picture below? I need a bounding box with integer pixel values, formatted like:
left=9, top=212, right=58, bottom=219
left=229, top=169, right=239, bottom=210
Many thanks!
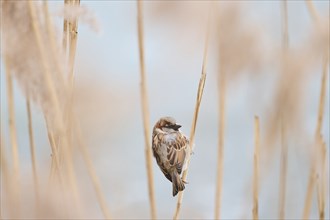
left=252, top=116, right=260, bottom=220
left=173, top=4, right=211, bottom=220
left=137, top=1, right=157, bottom=219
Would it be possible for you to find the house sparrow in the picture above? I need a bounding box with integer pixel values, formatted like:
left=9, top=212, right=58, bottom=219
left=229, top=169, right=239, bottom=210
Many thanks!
left=152, top=116, right=190, bottom=196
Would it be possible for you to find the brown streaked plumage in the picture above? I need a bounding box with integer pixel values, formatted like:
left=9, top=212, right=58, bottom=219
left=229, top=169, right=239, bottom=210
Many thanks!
left=152, top=117, right=190, bottom=196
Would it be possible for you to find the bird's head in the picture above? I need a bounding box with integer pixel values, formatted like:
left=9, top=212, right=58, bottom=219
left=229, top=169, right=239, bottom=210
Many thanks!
left=153, top=116, right=182, bottom=133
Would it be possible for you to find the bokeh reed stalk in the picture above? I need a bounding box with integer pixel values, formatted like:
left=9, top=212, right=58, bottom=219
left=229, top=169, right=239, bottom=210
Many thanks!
left=137, top=1, right=157, bottom=219
left=26, top=95, right=40, bottom=207
left=63, top=0, right=70, bottom=52
left=278, top=116, right=287, bottom=220
left=173, top=5, right=211, bottom=220
left=302, top=1, right=329, bottom=218
left=214, top=26, right=226, bottom=220
left=317, top=138, right=328, bottom=220
left=278, top=1, right=288, bottom=219
left=303, top=52, right=329, bottom=219
left=252, top=116, right=260, bottom=220
left=0, top=133, right=12, bottom=217
left=60, top=1, right=112, bottom=218
left=1, top=1, right=328, bottom=219
left=27, top=1, right=83, bottom=216
left=4, top=56, right=21, bottom=217
left=68, top=0, right=80, bottom=84
left=74, top=119, right=112, bottom=219
left=5, top=57, right=20, bottom=182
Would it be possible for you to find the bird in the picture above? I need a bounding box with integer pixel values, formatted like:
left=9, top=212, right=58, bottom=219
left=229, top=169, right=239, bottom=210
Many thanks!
left=152, top=116, right=190, bottom=196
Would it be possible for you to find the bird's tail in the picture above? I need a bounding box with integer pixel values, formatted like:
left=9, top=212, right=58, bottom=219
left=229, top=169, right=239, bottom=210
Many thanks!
left=172, top=170, right=185, bottom=197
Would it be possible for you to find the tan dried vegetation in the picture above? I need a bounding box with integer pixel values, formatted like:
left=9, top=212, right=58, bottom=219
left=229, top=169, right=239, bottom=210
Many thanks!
left=0, top=0, right=328, bottom=219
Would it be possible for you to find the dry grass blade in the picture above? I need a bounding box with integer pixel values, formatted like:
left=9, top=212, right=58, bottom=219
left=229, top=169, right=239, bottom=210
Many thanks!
left=4, top=56, right=21, bottom=217
left=252, top=116, right=260, bottom=220
left=68, top=0, right=80, bottom=84
left=214, top=49, right=226, bottom=220
left=278, top=2, right=288, bottom=219
left=63, top=0, right=70, bottom=52
left=302, top=1, right=329, bottom=218
left=0, top=132, right=15, bottom=218
left=278, top=116, right=288, bottom=220
left=74, top=119, right=112, bottom=219
left=305, top=0, right=321, bottom=22
left=26, top=95, right=40, bottom=208
left=316, top=138, right=326, bottom=220
left=27, top=1, right=82, bottom=215
left=173, top=5, right=211, bottom=220
left=43, top=0, right=67, bottom=88
left=302, top=41, right=329, bottom=220
left=137, top=1, right=157, bottom=219
left=5, top=57, right=20, bottom=183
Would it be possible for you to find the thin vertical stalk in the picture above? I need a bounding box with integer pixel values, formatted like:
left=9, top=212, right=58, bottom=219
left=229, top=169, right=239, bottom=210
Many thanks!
left=316, top=138, right=326, bottom=220
left=68, top=0, right=80, bottom=84
left=303, top=1, right=329, bottom=219
left=281, top=0, right=289, bottom=50
left=62, top=0, right=70, bottom=53
left=4, top=57, right=21, bottom=217
left=305, top=0, right=320, bottom=22
left=278, top=1, right=288, bottom=219
left=252, top=116, right=260, bottom=220
left=136, top=1, right=157, bottom=219
left=74, top=119, right=112, bottom=219
left=26, top=96, right=40, bottom=208
left=28, top=1, right=82, bottom=217
left=278, top=116, right=287, bottom=220
left=0, top=133, right=15, bottom=218
left=43, top=0, right=67, bottom=87
left=214, top=58, right=226, bottom=220
left=173, top=5, right=211, bottom=220
left=303, top=49, right=328, bottom=220
left=5, top=57, right=20, bottom=184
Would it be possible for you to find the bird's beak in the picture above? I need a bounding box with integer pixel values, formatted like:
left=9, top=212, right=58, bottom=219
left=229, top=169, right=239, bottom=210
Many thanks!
left=170, top=124, right=182, bottom=131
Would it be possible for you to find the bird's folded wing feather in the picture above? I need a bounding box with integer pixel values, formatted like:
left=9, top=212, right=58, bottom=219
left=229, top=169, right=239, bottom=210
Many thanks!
left=166, top=134, right=189, bottom=174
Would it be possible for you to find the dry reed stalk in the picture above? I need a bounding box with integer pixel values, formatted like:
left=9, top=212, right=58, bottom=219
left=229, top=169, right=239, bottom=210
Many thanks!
left=46, top=121, right=62, bottom=185
left=68, top=0, right=80, bottom=84
left=74, top=119, right=112, bottom=219
left=65, top=0, right=80, bottom=171
left=173, top=5, right=211, bottom=220
left=302, top=46, right=329, bottom=220
left=278, top=116, right=288, bottom=220
left=305, top=0, right=320, bottom=22
left=5, top=57, right=20, bottom=183
left=0, top=133, right=15, bottom=218
left=26, top=95, right=40, bottom=209
left=316, top=138, right=327, bottom=220
left=4, top=56, right=21, bottom=217
left=60, top=1, right=111, bottom=218
left=278, top=2, right=288, bottom=219
left=27, top=1, right=82, bottom=216
left=303, top=1, right=329, bottom=218
left=42, top=1, right=70, bottom=179
left=42, top=0, right=67, bottom=88
left=136, top=1, right=157, bottom=219
left=252, top=116, right=260, bottom=220
left=319, top=140, right=327, bottom=220
left=214, top=51, right=226, bottom=220
left=63, top=0, right=70, bottom=52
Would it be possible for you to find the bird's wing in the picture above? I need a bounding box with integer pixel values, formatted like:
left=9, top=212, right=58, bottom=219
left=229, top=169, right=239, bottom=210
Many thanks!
left=166, top=134, right=189, bottom=175
left=152, top=134, right=172, bottom=182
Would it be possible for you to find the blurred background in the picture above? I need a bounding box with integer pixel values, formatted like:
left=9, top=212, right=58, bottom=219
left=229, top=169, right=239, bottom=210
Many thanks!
left=1, top=1, right=329, bottom=219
